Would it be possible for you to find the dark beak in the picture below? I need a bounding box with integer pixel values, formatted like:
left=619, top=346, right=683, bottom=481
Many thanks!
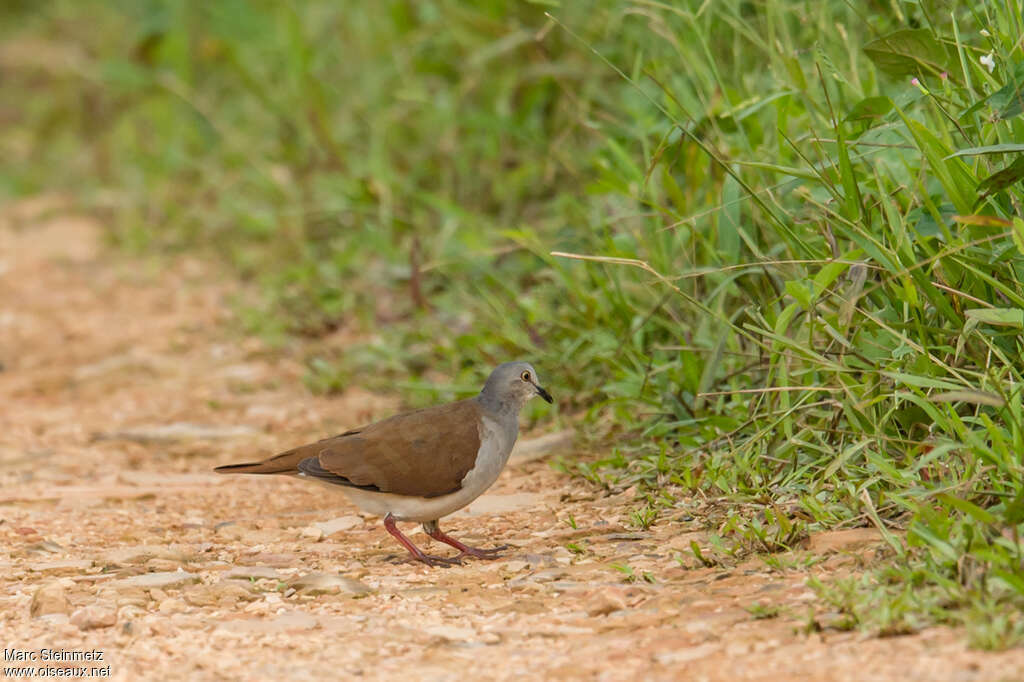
left=535, top=384, right=553, bottom=404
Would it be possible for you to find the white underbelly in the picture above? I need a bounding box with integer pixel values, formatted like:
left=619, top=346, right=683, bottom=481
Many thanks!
left=323, top=414, right=515, bottom=523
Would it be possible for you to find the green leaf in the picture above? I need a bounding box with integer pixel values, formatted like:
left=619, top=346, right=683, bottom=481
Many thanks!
left=959, top=61, right=1024, bottom=121
left=991, top=61, right=1024, bottom=120
left=734, top=161, right=820, bottom=183
left=845, top=96, right=893, bottom=124
left=908, top=521, right=960, bottom=564
left=1013, top=218, right=1024, bottom=256
left=964, top=308, right=1024, bottom=328
left=883, top=372, right=963, bottom=391
left=863, top=29, right=955, bottom=78
left=834, top=116, right=861, bottom=221
left=930, top=390, right=1005, bottom=407
left=974, top=156, right=1024, bottom=206
left=812, top=260, right=851, bottom=298
left=945, top=144, right=1024, bottom=159
left=937, top=494, right=998, bottom=525
left=785, top=280, right=812, bottom=309
left=897, top=111, right=978, bottom=214
left=718, top=175, right=742, bottom=260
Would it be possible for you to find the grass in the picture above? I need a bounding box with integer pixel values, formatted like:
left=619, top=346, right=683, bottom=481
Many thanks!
left=5, top=0, right=1024, bottom=648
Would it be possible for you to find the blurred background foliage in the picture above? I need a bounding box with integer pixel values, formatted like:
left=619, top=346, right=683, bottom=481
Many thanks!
left=5, top=0, right=1024, bottom=645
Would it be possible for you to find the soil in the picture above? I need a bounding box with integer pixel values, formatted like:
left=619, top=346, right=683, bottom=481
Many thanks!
left=2, top=200, right=1023, bottom=681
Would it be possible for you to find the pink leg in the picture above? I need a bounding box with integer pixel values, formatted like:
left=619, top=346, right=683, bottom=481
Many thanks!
left=383, top=514, right=461, bottom=567
left=422, top=520, right=508, bottom=560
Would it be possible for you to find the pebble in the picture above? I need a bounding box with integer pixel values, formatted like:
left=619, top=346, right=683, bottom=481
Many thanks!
left=70, top=605, right=117, bottom=630
left=287, top=572, right=372, bottom=596
left=222, top=566, right=282, bottom=581
left=109, top=570, right=199, bottom=590
left=315, top=515, right=363, bottom=536
left=28, top=559, right=94, bottom=574
left=30, top=579, right=71, bottom=617
left=183, top=582, right=256, bottom=607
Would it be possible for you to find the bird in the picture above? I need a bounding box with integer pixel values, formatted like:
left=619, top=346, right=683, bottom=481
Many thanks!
left=214, top=361, right=553, bottom=566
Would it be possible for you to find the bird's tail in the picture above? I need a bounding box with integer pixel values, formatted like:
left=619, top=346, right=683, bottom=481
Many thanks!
left=213, top=448, right=306, bottom=475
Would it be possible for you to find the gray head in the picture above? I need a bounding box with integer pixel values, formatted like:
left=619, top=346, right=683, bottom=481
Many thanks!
left=478, top=361, right=553, bottom=413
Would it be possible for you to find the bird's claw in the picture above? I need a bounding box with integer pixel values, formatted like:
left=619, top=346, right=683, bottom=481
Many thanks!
left=456, top=544, right=509, bottom=560
left=391, top=553, right=463, bottom=568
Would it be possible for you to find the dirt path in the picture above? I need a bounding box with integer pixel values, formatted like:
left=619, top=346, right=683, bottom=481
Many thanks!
left=1, top=202, right=1023, bottom=681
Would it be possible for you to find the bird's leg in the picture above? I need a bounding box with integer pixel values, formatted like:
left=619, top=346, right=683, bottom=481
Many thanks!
left=422, top=520, right=508, bottom=559
left=383, top=514, right=461, bottom=567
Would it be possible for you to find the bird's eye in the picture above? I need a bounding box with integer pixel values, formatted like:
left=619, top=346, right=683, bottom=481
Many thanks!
left=521, top=371, right=531, bottom=382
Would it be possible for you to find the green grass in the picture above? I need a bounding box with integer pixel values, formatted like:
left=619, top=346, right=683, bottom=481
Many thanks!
left=6, top=0, right=1024, bottom=648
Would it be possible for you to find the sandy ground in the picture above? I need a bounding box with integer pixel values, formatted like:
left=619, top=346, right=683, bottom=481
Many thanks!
left=2, top=200, right=1023, bottom=681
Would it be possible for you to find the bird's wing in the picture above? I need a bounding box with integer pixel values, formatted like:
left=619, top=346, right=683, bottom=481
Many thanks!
left=305, top=398, right=483, bottom=498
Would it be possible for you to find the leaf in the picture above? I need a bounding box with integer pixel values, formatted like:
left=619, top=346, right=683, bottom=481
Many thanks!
left=845, top=96, right=893, bottom=123
left=974, top=156, right=1024, bottom=207
left=834, top=112, right=861, bottom=221
left=785, top=280, right=812, bottom=309
left=883, top=372, right=963, bottom=391
left=1013, top=218, right=1024, bottom=256
left=930, top=390, right=1005, bottom=407
left=951, top=214, right=1012, bottom=228
left=718, top=175, right=742, bottom=260
left=734, top=161, right=820, bottom=183
left=863, top=29, right=955, bottom=78
left=991, top=61, right=1024, bottom=120
left=959, top=61, right=1024, bottom=121
left=937, top=493, right=998, bottom=524
left=812, top=259, right=851, bottom=298
left=897, top=112, right=977, bottom=214
left=963, top=307, right=1024, bottom=328
left=945, top=144, right=1024, bottom=159
left=908, top=521, right=959, bottom=564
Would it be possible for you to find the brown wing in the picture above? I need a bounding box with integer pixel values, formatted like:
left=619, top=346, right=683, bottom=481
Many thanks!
left=311, top=398, right=483, bottom=498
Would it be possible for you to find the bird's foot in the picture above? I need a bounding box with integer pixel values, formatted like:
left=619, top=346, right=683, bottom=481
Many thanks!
left=455, top=544, right=508, bottom=560
left=391, top=552, right=462, bottom=568
left=384, top=513, right=463, bottom=568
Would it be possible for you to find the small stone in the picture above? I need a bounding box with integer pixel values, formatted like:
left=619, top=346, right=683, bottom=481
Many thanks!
left=30, top=580, right=71, bottom=617
left=222, top=566, right=282, bottom=581
left=184, top=582, right=257, bottom=607
left=219, top=611, right=320, bottom=633
left=502, top=560, right=529, bottom=573
left=586, top=594, right=628, bottom=617
left=145, top=558, right=183, bottom=572
left=100, top=545, right=188, bottom=567
left=315, top=515, right=363, bottom=536
left=527, top=568, right=567, bottom=583
left=158, top=598, right=186, bottom=614
left=299, top=526, right=324, bottom=542
left=26, top=540, right=64, bottom=554
left=423, top=624, right=476, bottom=642
left=807, top=528, right=882, bottom=554
left=28, top=559, right=93, bottom=574
left=69, top=605, right=117, bottom=630
left=110, top=570, right=199, bottom=590
left=96, top=586, right=148, bottom=609
left=248, top=553, right=297, bottom=568
left=287, top=572, right=372, bottom=596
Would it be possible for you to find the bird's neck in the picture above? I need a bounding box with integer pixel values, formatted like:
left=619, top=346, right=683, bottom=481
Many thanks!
left=476, top=392, right=522, bottom=419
